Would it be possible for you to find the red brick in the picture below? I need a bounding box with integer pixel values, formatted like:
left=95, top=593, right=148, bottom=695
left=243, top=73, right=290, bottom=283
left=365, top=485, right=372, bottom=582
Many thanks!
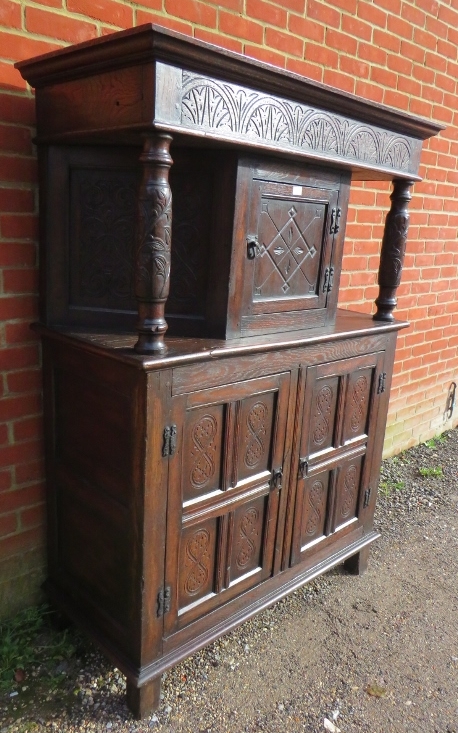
left=26, top=8, right=98, bottom=44
left=400, top=40, right=425, bottom=65
left=425, top=51, right=447, bottom=73
left=219, top=11, right=263, bottom=43
left=0, top=513, right=17, bottom=538
left=0, top=188, right=35, bottom=213
left=0, top=296, right=38, bottom=321
left=401, top=2, right=426, bottom=26
left=0, top=424, right=8, bottom=445
left=323, top=69, right=355, bottom=94
left=0, top=155, right=37, bottom=184
left=246, top=0, right=287, bottom=28
left=288, top=14, right=325, bottom=44
left=330, top=0, right=356, bottom=11
left=357, top=42, right=386, bottom=67
left=0, top=0, right=21, bottom=28
left=0, top=393, right=41, bottom=422
left=20, top=503, right=45, bottom=530
left=2, top=269, right=39, bottom=295
left=373, top=29, right=401, bottom=53
left=5, top=321, right=38, bottom=345
left=277, top=0, right=304, bottom=11
left=0, top=243, right=36, bottom=268
left=15, top=458, right=44, bottom=485
left=166, top=0, right=216, bottom=26
left=191, top=29, right=243, bottom=53
left=0, top=344, right=39, bottom=371
left=413, top=27, right=437, bottom=51
left=208, top=0, right=242, bottom=9
left=286, top=57, right=322, bottom=82
left=0, top=61, right=27, bottom=91
left=265, top=27, right=303, bottom=57
left=0, top=93, right=35, bottom=126
left=387, top=55, right=412, bottom=76
left=0, top=439, right=43, bottom=469
left=0, top=483, right=44, bottom=513
left=397, top=77, right=422, bottom=97
left=67, top=0, right=133, bottom=26
left=0, top=214, right=38, bottom=241
left=0, top=469, right=12, bottom=492
left=307, top=0, right=340, bottom=29
left=373, top=0, right=401, bottom=11
left=6, top=369, right=41, bottom=394
left=244, top=45, right=286, bottom=67
left=13, top=415, right=43, bottom=442
left=0, top=525, right=44, bottom=558
left=304, top=43, right=338, bottom=68
left=0, top=31, right=62, bottom=64
left=339, top=56, right=369, bottom=79
left=370, top=66, right=397, bottom=89
left=387, top=14, right=413, bottom=40
left=133, top=12, right=193, bottom=34
left=425, top=15, right=448, bottom=41
left=357, top=1, right=386, bottom=28
left=437, top=39, right=458, bottom=62
left=326, top=28, right=357, bottom=55
left=341, top=14, right=372, bottom=41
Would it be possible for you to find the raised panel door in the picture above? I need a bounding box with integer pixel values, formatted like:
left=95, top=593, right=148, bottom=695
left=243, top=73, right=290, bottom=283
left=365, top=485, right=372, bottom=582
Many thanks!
left=163, top=372, right=290, bottom=640
left=291, top=352, right=384, bottom=566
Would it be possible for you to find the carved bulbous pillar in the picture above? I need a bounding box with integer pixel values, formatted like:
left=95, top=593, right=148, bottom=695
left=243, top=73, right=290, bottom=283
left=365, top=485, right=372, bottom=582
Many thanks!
left=135, top=134, right=173, bottom=353
left=373, top=179, right=415, bottom=322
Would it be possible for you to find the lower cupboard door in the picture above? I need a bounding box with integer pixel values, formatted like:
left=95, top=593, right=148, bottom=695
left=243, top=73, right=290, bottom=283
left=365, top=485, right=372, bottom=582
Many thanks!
left=163, top=372, right=291, bottom=640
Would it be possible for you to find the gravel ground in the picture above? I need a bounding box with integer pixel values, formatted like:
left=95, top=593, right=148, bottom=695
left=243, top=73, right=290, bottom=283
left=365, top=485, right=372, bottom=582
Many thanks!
left=1, top=428, right=458, bottom=733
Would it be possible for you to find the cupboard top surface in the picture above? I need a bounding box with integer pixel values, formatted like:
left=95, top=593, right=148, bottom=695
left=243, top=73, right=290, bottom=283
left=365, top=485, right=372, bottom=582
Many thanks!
left=15, top=25, right=443, bottom=180
left=35, top=309, right=408, bottom=371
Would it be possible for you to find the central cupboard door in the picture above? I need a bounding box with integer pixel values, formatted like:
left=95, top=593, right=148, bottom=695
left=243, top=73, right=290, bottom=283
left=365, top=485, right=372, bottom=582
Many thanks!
left=163, top=372, right=291, bottom=638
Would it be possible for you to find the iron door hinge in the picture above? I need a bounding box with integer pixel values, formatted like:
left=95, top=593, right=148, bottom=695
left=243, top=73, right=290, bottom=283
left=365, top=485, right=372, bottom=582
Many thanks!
left=298, top=458, right=308, bottom=479
left=270, top=468, right=283, bottom=490
left=377, top=372, right=387, bottom=394
left=162, top=424, right=177, bottom=457
left=323, top=266, right=335, bottom=294
left=363, top=487, right=372, bottom=508
left=157, top=585, right=171, bottom=617
left=445, top=381, right=456, bottom=419
left=330, top=207, right=341, bottom=234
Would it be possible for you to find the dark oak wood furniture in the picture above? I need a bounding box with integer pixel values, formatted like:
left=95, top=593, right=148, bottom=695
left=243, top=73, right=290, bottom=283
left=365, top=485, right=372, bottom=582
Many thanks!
left=16, top=26, right=443, bottom=719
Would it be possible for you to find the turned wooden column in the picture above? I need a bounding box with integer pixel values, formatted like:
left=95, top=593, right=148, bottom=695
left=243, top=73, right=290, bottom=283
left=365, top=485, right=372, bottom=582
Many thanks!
left=373, top=179, right=415, bottom=321
left=134, top=134, right=173, bottom=353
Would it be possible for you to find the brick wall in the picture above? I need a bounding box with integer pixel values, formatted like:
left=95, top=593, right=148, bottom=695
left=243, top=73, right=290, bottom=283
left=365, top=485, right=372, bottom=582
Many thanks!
left=0, top=0, right=457, bottom=617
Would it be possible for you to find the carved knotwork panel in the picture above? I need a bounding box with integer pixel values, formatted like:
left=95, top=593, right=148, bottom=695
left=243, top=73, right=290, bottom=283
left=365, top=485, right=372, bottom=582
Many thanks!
left=342, top=368, right=373, bottom=444
left=237, top=392, right=275, bottom=482
left=301, top=471, right=330, bottom=548
left=183, top=404, right=224, bottom=503
left=69, top=168, right=138, bottom=310
left=309, top=376, right=339, bottom=455
left=178, top=518, right=217, bottom=609
left=254, top=198, right=325, bottom=300
left=180, top=71, right=418, bottom=175
left=229, top=495, right=266, bottom=584
left=335, top=457, right=363, bottom=528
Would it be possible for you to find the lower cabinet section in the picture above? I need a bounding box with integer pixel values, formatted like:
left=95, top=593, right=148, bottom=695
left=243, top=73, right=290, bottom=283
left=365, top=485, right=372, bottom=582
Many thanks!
left=40, top=317, right=400, bottom=718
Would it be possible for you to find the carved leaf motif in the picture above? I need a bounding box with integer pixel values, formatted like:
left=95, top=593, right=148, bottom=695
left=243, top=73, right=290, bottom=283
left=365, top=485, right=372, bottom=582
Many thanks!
left=136, top=187, right=172, bottom=300
left=313, top=385, right=333, bottom=445
left=341, top=465, right=357, bottom=518
left=181, top=71, right=414, bottom=172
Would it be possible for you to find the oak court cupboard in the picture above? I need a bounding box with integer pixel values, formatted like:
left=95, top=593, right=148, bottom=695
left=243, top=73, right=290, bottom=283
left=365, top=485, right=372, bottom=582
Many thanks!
left=16, top=26, right=443, bottom=718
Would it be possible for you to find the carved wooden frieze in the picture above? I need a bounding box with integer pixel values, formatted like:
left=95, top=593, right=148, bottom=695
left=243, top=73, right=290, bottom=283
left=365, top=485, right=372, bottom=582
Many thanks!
left=179, top=71, right=422, bottom=176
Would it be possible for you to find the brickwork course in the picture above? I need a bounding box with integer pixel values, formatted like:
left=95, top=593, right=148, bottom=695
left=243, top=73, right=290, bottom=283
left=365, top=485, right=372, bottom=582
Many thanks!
left=0, top=0, right=457, bottom=617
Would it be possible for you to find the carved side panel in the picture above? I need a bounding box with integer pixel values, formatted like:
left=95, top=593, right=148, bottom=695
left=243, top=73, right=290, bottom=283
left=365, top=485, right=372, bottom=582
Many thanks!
left=300, top=471, right=330, bottom=549
left=69, top=168, right=138, bottom=310
left=342, top=368, right=373, bottom=445
left=166, top=167, right=214, bottom=316
left=183, top=405, right=224, bottom=502
left=178, top=518, right=217, bottom=610
left=334, top=457, right=363, bottom=529
left=229, top=495, right=266, bottom=584
left=254, top=198, right=326, bottom=300
left=237, top=392, right=276, bottom=482
left=308, top=376, right=339, bottom=456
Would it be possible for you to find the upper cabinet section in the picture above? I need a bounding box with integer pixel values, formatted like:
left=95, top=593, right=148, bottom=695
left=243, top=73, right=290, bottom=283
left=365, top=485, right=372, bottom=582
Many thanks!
left=16, top=24, right=444, bottom=181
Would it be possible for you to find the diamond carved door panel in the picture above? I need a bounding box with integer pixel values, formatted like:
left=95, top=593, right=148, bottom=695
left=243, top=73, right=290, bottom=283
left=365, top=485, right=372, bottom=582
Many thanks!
left=291, top=352, right=384, bottom=566
left=164, top=372, right=290, bottom=640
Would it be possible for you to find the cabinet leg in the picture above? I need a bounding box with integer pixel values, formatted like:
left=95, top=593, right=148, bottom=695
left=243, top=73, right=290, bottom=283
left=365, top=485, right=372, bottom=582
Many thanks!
left=126, top=677, right=161, bottom=719
left=344, top=546, right=370, bottom=575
